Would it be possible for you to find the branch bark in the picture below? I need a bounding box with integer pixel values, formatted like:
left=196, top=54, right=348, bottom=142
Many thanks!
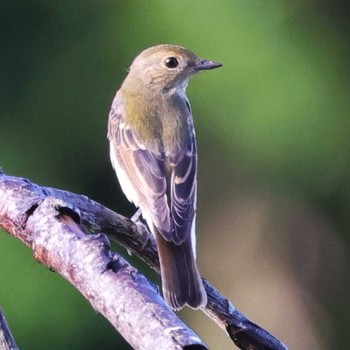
left=0, top=172, right=288, bottom=350
left=0, top=309, right=19, bottom=350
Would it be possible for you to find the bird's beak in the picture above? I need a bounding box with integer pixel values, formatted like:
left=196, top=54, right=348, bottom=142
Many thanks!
left=192, top=59, right=222, bottom=72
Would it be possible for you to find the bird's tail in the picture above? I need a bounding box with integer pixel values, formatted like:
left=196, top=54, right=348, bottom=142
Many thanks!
left=155, top=229, right=207, bottom=310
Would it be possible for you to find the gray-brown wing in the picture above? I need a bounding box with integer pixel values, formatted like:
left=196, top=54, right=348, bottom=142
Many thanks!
left=108, top=107, right=197, bottom=245
left=108, top=111, right=172, bottom=235
left=169, top=128, right=197, bottom=244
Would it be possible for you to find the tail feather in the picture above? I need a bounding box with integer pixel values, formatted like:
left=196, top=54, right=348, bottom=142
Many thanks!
left=155, top=229, right=207, bottom=310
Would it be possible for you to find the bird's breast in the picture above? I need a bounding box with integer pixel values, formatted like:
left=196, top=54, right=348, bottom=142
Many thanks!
left=122, top=89, right=190, bottom=157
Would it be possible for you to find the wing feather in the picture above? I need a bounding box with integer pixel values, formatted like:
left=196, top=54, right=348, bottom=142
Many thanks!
left=170, top=130, right=197, bottom=243
left=108, top=95, right=197, bottom=245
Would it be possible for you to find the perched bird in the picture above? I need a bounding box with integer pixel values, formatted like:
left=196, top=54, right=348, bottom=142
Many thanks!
left=108, top=44, right=222, bottom=310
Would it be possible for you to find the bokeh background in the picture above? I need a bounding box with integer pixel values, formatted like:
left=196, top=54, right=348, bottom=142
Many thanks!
left=1, top=1, right=349, bottom=349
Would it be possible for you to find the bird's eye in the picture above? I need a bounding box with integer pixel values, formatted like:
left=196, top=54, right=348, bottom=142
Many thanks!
left=165, top=57, right=178, bottom=69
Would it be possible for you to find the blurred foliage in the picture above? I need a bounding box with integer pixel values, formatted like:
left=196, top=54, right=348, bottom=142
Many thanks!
left=1, top=1, right=350, bottom=349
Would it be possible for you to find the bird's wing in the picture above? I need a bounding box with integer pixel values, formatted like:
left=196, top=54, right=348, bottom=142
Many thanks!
left=108, top=103, right=197, bottom=245
left=108, top=110, right=172, bottom=235
left=168, top=118, right=197, bottom=244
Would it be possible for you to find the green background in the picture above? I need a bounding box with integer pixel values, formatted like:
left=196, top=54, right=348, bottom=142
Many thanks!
left=1, top=1, right=349, bottom=349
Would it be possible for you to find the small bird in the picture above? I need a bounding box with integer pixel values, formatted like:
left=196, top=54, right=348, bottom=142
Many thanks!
left=108, top=44, right=222, bottom=310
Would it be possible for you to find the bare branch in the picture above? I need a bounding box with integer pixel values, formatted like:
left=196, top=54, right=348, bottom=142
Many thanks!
left=0, top=309, right=19, bottom=350
left=0, top=174, right=206, bottom=350
left=0, top=173, right=288, bottom=350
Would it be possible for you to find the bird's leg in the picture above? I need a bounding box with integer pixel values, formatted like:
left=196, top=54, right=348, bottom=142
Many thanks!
left=131, top=208, right=143, bottom=223
left=130, top=209, right=152, bottom=252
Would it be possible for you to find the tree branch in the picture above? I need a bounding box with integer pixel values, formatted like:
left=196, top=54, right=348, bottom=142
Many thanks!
left=0, top=309, right=19, bottom=350
left=0, top=173, right=206, bottom=350
left=0, top=172, right=288, bottom=350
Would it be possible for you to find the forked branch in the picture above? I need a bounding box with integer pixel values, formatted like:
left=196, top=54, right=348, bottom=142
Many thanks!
left=0, top=172, right=288, bottom=350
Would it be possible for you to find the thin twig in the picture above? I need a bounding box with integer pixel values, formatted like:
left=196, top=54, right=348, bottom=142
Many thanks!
left=0, top=308, right=19, bottom=350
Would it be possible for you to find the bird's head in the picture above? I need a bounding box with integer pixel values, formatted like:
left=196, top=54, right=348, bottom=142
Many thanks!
left=124, top=44, right=222, bottom=94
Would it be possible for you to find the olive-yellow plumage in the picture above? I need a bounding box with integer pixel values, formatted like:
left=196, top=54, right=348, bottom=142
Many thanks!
left=108, top=44, right=221, bottom=310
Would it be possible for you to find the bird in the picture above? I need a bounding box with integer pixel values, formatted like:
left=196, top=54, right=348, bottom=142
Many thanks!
left=107, top=44, right=222, bottom=310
